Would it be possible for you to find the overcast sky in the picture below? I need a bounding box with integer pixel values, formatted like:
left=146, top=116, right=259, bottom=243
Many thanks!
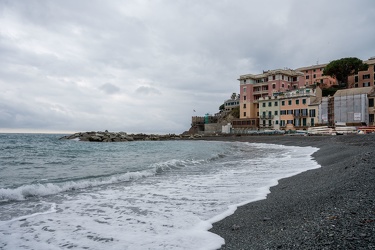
left=1, top=0, right=374, bottom=134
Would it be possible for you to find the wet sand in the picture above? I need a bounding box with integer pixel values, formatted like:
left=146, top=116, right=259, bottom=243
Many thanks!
left=204, top=134, right=375, bottom=249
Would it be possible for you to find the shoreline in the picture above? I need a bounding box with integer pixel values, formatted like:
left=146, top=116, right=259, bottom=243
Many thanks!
left=204, top=134, right=375, bottom=249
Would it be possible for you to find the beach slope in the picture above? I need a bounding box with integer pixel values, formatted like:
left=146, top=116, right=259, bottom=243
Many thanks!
left=208, top=134, right=375, bottom=249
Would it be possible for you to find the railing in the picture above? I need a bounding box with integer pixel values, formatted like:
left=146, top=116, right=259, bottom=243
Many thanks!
left=260, top=115, right=274, bottom=119
left=293, top=114, right=309, bottom=118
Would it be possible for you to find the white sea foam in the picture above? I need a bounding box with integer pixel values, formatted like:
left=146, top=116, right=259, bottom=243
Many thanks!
left=0, top=158, right=207, bottom=201
left=0, top=141, right=320, bottom=250
left=0, top=202, right=56, bottom=226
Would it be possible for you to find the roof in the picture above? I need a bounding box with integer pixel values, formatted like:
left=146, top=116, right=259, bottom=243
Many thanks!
left=309, top=97, right=322, bottom=106
left=364, top=58, right=375, bottom=65
left=239, top=69, right=303, bottom=80
left=333, top=87, right=374, bottom=97
left=295, top=63, right=328, bottom=71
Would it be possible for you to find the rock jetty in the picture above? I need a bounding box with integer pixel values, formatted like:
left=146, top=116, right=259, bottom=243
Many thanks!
left=59, top=131, right=203, bottom=142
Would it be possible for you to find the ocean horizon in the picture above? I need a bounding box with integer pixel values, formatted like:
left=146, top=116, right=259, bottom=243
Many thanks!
left=0, top=133, right=320, bottom=249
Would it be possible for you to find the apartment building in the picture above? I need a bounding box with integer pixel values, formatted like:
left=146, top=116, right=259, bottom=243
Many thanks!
left=296, top=64, right=337, bottom=88
left=239, top=69, right=305, bottom=119
left=258, top=96, right=280, bottom=130
left=279, top=87, right=321, bottom=131
left=348, top=57, right=375, bottom=88
left=223, top=96, right=240, bottom=112
left=369, top=91, right=375, bottom=126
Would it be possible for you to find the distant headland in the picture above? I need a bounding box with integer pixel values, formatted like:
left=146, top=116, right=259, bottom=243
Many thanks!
left=59, top=130, right=205, bottom=142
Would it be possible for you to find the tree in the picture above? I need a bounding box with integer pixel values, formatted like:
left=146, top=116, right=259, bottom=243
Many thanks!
left=323, top=57, right=368, bottom=88
left=219, top=103, right=225, bottom=111
left=231, top=93, right=237, bottom=100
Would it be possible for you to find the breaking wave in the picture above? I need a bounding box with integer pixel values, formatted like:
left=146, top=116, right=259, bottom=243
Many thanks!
left=0, top=156, right=217, bottom=201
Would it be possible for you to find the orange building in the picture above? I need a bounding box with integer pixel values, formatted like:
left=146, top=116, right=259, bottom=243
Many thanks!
left=348, top=57, right=375, bottom=88
left=279, top=87, right=322, bottom=131
left=296, top=64, right=337, bottom=88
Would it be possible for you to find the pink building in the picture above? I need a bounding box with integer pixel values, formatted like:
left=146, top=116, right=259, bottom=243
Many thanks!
left=239, top=69, right=304, bottom=119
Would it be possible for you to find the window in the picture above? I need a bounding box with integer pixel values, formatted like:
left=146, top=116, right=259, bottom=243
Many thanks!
left=256, top=104, right=259, bottom=108
left=273, top=75, right=276, bottom=80
left=274, top=101, right=278, bottom=106
left=363, top=74, right=370, bottom=79
left=268, top=120, right=272, bottom=126
left=306, top=75, right=310, bottom=79
left=243, top=104, right=246, bottom=108
left=282, top=101, right=285, bottom=106
left=292, top=77, right=297, bottom=82
left=272, top=84, right=276, bottom=89
left=313, top=74, right=316, bottom=78
left=311, top=118, right=315, bottom=127
left=355, top=83, right=359, bottom=88
left=243, top=112, right=246, bottom=117
left=274, top=110, right=278, bottom=115
left=262, top=103, right=266, bottom=107
left=370, top=114, right=374, bottom=123
left=302, top=118, right=307, bottom=126
left=282, top=83, right=285, bottom=88
left=287, top=120, right=293, bottom=124
left=280, top=110, right=287, bottom=115
left=369, top=98, right=374, bottom=107
left=243, top=80, right=246, bottom=83
left=288, top=100, right=292, bottom=105
left=309, top=109, right=316, bottom=117
left=302, top=99, right=306, bottom=104
left=313, top=69, right=316, bottom=72
left=294, top=119, right=300, bottom=126
left=301, top=109, right=308, bottom=116
left=243, top=96, right=246, bottom=100
left=363, top=82, right=370, bottom=87
left=275, top=120, right=279, bottom=125
left=268, top=102, right=272, bottom=107
left=296, top=99, right=300, bottom=105
left=355, top=76, right=358, bottom=82
left=294, top=109, right=300, bottom=116
left=287, top=110, right=293, bottom=115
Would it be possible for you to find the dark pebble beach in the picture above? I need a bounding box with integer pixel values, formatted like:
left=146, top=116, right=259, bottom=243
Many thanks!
left=204, top=134, right=375, bottom=250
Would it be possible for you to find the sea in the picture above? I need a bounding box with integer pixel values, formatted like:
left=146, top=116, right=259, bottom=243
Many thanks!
left=0, top=133, right=320, bottom=250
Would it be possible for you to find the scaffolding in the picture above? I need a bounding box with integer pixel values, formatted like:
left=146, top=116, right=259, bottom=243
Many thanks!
left=334, top=93, right=368, bottom=125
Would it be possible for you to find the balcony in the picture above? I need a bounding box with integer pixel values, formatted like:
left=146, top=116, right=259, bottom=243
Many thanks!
left=260, top=115, right=274, bottom=119
left=293, top=113, right=309, bottom=118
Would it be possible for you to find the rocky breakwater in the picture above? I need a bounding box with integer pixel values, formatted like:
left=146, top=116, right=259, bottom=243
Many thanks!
left=59, top=131, right=201, bottom=142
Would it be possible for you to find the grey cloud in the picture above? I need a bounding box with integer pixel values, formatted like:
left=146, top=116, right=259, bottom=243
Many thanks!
left=135, top=86, right=162, bottom=95
left=0, top=0, right=374, bottom=134
left=99, top=83, right=121, bottom=95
